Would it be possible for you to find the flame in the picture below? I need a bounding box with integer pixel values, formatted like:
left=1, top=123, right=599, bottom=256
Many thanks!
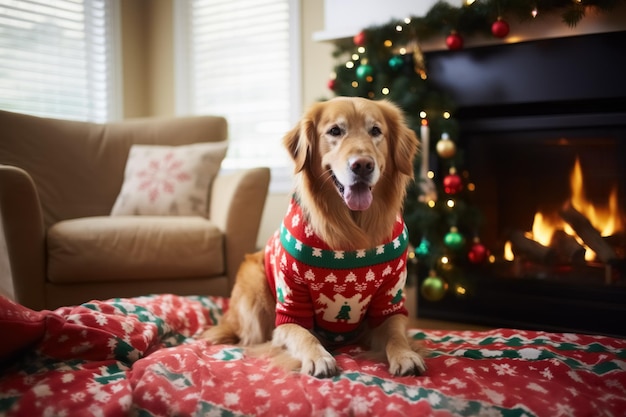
left=570, top=158, right=623, bottom=236
left=508, top=157, right=622, bottom=262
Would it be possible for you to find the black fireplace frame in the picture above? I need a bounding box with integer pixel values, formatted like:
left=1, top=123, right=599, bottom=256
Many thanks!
left=419, top=31, right=626, bottom=337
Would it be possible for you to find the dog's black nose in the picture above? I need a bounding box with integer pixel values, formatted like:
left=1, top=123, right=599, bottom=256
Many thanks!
left=349, top=156, right=375, bottom=178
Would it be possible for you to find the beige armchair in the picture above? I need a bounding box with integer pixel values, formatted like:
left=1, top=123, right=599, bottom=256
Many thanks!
left=0, top=110, right=270, bottom=310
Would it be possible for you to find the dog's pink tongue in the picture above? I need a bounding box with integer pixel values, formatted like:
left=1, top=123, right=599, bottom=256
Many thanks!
left=344, top=183, right=373, bottom=211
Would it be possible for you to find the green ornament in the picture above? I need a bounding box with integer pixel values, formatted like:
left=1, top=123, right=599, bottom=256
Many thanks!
left=421, top=275, right=448, bottom=302
left=415, top=238, right=431, bottom=257
left=356, top=63, right=373, bottom=80
left=444, top=227, right=464, bottom=250
left=388, top=55, right=404, bottom=70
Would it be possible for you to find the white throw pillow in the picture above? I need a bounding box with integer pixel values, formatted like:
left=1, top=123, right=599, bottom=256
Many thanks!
left=110, top=142, right=228, bottom=216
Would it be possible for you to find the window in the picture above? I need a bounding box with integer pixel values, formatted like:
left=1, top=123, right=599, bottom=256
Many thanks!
left=175, top=0, right=301, bottom=192
left=0, top=0, right=121, bottom=122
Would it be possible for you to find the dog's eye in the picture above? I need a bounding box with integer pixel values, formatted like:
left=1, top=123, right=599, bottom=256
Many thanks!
left=327, top=126, right=342, bottom=137
left=370, top=126, right=382, bottom=137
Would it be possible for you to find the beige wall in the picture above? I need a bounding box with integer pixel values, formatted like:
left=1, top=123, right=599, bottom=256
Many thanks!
left=121, top=0, right=176, bottom=118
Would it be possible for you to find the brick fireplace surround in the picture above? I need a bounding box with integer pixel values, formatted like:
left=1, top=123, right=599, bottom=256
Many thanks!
left=419, top=30, right=626, bottom=337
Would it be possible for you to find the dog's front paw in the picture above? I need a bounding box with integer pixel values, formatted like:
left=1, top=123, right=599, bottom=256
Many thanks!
left=388, top=349, right=427, bottom=376
left=301, top=349, right=339, bottom=378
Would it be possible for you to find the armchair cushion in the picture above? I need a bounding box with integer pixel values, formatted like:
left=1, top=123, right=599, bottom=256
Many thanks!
left=47, top=216, right=224, bottom=283
left=110, top=142, right=228, bottom=216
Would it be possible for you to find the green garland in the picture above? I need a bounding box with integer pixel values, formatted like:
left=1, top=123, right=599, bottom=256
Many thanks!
left=333, top=0, right=624, bottom=59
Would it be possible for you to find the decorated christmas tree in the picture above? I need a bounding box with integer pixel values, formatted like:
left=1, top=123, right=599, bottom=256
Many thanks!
left=326, top=0, right=624, bottom=301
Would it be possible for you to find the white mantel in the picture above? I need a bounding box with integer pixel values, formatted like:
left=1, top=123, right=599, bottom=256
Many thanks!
left=314, top=0, right=626, bottom=50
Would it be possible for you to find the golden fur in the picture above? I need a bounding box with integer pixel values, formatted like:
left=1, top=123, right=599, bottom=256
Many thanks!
left=200, top=97, right=425, bottom=377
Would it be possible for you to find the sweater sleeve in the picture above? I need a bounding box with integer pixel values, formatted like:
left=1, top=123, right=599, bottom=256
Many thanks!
left=271, top=242, right=315, bottom=330
left=274, top=274, right=315, bottom=329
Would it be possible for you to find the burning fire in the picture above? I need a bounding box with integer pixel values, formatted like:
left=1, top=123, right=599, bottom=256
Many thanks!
left=505, top=157, right=623, bottom=262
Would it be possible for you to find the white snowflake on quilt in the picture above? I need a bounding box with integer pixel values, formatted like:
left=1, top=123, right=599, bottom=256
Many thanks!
left=541, top=367, right=554, bottom=380
left=527, top=382, right=548, bottom=394
left=447, top=377, right=467, bottom=389
left=567, top=370, right=584, bottom=383
left=482, top=387, right=505, bottom=406
left=492, top=362, right=517, bottom=376
left=224, top=391, right=240, bottom=406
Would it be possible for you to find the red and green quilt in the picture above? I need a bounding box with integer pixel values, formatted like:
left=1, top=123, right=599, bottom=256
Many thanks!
left=1, top=294, right=625, bottom=416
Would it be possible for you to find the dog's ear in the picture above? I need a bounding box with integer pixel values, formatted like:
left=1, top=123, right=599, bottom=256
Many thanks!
left=394, top=123, right=419, bottom=178
left=283, top=107, right=319, bottom=173
left=379, top=101, right=419, bottom=177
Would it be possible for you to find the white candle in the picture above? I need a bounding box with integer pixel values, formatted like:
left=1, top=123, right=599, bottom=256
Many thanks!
left=420, top=119, right=430, bottom=178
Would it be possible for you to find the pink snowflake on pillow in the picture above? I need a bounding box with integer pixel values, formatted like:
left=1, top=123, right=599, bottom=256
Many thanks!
left=137, top=151, right=192, bottom=202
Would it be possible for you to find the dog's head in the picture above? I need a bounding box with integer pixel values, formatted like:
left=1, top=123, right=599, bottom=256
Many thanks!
left=284, top=97, right=418, bottom=211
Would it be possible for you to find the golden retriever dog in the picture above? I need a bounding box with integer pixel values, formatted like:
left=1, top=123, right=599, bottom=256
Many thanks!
left=200, top=97, right=425, bottom=377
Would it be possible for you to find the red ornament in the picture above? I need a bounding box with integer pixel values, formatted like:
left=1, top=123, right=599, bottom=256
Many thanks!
left=491, top=17, right=510, bottom=38
left=353, top=30, right=366, bottom=46
left=327, top=78, right=336, bottom=91
left=446, top=31, right=463, bottom=50
left=443, top=173, right=463, bottom=194
left=468, top=239, right=490, bottom=264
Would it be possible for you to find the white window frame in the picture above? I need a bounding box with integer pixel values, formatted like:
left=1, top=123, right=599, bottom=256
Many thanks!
left=173, top=0, right=301, bottom=193
left=0, top=0, right=123, bottom=122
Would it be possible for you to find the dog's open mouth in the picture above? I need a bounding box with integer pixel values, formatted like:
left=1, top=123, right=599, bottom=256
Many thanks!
left=331, top=172, right=373, bottom=211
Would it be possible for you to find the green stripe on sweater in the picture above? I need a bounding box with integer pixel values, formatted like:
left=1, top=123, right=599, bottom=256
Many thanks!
left=279, top=223, right=409, bottom=270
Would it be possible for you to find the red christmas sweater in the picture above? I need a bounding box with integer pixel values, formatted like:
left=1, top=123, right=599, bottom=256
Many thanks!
left=265, top=198, right=409, bottom=343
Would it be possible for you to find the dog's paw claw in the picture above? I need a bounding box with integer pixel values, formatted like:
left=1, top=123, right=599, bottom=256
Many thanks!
left=389, top=351, right=427, bottom=377
left=302, top=355, right=339, bottom=378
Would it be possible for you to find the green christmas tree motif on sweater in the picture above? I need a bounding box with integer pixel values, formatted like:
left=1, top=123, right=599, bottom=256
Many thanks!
left=391, top=289, right=403, bottom=305
left=335, top=302, right=351, bottom=322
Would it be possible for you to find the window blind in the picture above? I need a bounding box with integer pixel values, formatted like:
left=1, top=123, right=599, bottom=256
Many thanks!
left=176, top=0, right=300, bottom=190
left=0, top=0, right=120, bottom=122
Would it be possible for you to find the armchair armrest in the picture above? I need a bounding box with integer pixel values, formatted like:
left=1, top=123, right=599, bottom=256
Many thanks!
left=0, top=165, right=46, bottom=310
left=209, top=167, right=270, bottom=289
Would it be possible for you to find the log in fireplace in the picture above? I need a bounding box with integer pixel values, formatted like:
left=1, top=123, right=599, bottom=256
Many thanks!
left=419, top=30, right=626, bottom=337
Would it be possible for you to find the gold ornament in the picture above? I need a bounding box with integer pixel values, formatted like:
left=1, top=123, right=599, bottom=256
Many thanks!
left=436, top=132, right=456, bottom=158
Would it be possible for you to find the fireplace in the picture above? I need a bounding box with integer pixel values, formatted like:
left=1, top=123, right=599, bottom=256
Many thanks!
left=418, top=31, right=626, bottom=337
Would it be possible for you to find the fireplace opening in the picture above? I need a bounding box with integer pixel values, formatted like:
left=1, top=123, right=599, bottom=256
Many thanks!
left=468, top=120, right=626, bottom=288
left=419, top=31, right=626, bottom=337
